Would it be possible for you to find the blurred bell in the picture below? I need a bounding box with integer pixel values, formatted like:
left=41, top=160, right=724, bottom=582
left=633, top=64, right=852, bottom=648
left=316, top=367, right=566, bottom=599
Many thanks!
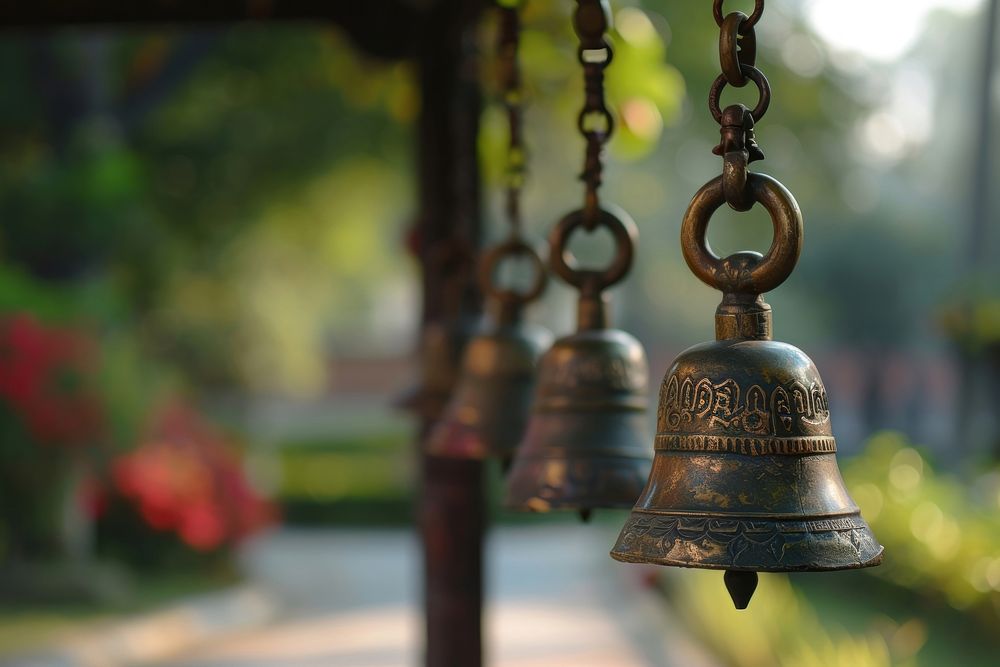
left=394, top=317, right=478, bottom=422
left=427, top=301, right=552, bottom=466
left=505, top=207, right=651, bottom=519
left=611, top=174, right=883, bottom=609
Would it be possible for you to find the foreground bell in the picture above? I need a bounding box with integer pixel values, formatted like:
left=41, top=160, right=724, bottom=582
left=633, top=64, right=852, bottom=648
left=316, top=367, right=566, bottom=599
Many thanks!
left=505, top=207, right=651, bottom=520
left=428, top=240, right=552, bottom=466
left=611, top=174, right=883, bottom=608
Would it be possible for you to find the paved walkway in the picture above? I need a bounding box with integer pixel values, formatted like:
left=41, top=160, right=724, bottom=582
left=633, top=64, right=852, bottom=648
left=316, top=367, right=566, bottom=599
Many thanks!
left=154, top=525, right=717, bottom=667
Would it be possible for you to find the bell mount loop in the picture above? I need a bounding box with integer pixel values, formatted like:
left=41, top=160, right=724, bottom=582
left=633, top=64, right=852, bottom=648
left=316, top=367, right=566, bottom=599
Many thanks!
left=549, top=205, right=637, bottom=331
left=478, top=236, right=548, bottom=325
left=680, top=172, right=802, bottom=342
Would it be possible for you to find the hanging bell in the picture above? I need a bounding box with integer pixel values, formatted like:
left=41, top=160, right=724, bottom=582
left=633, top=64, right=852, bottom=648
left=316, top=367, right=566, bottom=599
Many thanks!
left=395, top=237, right=479, bottom=421
left=505, top=207, right=651, bottom=519
left=394, top=316, right=479, bottom=421
left=611, top=174, right=883, bottom=608
left=428, top=239, right=553, bottom=466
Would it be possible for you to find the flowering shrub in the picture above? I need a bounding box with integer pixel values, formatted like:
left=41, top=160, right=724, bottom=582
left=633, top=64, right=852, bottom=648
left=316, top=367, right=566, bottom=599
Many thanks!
left=0, top=313, right=106, bottom=560
left=0, top=312, right=274, bottom=569
left=0, top=313, right=103, bottom=449
left=98, top=400, right=275, bottom=564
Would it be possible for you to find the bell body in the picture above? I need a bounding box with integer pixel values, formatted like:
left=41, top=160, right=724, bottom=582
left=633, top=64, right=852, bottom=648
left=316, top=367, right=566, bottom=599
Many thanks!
left=428, top=321, right=553, bottom=462
left=505, top=328, right=652, bottom=513
left=395, top=318, right=478, bottom=421
left=611, top=337, right=884, bottom=571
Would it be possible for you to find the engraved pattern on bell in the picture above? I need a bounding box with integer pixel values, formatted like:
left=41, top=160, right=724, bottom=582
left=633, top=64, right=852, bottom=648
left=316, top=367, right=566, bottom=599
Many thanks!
left=427, top=321, right=553, bottom=461
left=611, top=338, right=884, bottom=572
left=504, top=328, right=652, bottom=512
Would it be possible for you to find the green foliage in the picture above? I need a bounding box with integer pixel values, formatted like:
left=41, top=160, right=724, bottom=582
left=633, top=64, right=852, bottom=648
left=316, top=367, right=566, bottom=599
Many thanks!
left=843, top=432, right=1000, bottom=616
left=273, top=431, right=413, bottom=525
left=939, top=284, right=1000, bottom=351
left=664, top=569, right=903, bottom=667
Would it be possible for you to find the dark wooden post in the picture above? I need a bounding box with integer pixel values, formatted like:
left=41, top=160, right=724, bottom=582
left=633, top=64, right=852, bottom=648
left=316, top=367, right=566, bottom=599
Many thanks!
left=413, top=2, right=486, bottom=667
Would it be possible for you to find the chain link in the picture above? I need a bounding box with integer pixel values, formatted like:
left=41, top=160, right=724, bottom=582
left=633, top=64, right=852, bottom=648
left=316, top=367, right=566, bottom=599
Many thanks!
left=498, top=1, right=526, bottom=237
left=719, top=11, right=756, bottom=87
left=709, top=0, right=770, bottom=210
left=680, top=0, right=806, bottom=306
left=713, top=0, right=764, bottom=32
left=478, top=0, right=548, bottom=309
left=573, top=0, right=614, bottom=231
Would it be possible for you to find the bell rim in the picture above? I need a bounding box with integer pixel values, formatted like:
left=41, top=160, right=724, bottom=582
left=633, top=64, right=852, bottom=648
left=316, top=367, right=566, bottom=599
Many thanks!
left=608, top=547, right=884, bottom=572
left=610, top=508, right=884, bottom=572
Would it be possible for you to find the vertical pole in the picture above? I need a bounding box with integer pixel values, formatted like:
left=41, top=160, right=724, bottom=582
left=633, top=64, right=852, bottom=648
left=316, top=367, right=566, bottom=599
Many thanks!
left=967, top=0, right=998, bottom=268
left=958, top=0, right=998, bottom=459
left=414, top=2, right=486, bottom=667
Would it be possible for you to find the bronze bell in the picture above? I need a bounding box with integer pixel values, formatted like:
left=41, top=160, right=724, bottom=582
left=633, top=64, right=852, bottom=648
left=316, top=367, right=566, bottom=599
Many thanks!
left=395, top=237, right=478, bottom=421
left=428, top=240, right=553, bottom=466
left=610, top=174, right=883, bottom=608
left=505, top=207, right=652, bottom=520
left=394, top=317, right=479, bottom=421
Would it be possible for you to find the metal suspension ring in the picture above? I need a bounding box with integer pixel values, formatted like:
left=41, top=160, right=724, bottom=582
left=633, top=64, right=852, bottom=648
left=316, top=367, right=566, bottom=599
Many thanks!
left=549, top=205, right=636, bottom=293
left=681, top=172, right=802, bottom=295
left=479, top=237, right=548, bottom=306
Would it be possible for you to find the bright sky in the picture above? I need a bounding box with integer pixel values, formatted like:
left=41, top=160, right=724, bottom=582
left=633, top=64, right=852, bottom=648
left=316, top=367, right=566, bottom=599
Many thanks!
left=804, top=0, right=983, bottom=61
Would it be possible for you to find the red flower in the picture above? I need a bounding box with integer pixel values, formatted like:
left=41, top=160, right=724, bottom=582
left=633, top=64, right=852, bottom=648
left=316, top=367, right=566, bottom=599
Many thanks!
left=110, top=400, right=275, bottom=551
left=0, top=314, right=104, bottom=447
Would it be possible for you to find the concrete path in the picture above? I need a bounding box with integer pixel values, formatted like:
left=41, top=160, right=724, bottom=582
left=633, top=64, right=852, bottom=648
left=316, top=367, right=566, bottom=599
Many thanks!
left=154, top=525, right=718, bottom=667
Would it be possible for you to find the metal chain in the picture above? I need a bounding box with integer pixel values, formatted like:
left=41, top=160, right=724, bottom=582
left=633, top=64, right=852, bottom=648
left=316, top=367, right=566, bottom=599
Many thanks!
left=709, top=0, right=770, bottom=211
left=573, top=0, right=614, bottom=231
left=476, top=0, right=548, bottom=314
left=679, top=0, right=806, bottom=311
left=498, top=0, right=526, bottom=238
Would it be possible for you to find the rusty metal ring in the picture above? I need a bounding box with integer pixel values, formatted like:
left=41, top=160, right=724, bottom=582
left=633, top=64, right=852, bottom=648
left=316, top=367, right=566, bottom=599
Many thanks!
left=549, top=205, right=636, bottom=292
left=719, top=11, right=757, bottom=87
left=479, top=237, right=548, bottom=305
left=577, top=106, right=615, bottom=141
left=713, top=0, right=764, bottom=32
left=708, top=64, right=770, bottom=124
left=680, top=172, right=802, bottom=295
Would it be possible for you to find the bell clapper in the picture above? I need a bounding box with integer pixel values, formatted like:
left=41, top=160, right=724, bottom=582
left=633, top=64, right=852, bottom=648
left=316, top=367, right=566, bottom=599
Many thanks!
left=724, top=570, right=759, bottom=610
